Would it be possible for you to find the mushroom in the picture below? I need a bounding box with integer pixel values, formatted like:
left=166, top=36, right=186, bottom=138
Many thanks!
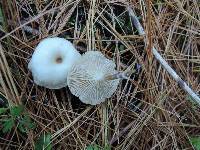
left=28, top=37, right=81, bottom=89
left=67, top=51, right=120, bottom=105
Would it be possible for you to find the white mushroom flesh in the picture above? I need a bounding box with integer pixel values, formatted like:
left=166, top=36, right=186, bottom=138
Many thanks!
left=28, top=37, right=81, bottom=89
left=67, top=51, right=120, bottom=105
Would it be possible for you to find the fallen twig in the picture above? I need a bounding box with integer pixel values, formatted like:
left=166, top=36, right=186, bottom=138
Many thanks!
left=128, top=7, right=200, bottom=105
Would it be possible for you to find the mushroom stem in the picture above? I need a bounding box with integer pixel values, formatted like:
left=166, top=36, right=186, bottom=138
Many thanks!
left=104, top=70, right=134, bottom=80
left=104, top=61, right=139, bottom=81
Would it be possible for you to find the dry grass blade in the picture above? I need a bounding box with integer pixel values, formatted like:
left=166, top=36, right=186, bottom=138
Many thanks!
left=0, top=0, right=199, bottom=149
left=128, top=6, right=200, bottom=105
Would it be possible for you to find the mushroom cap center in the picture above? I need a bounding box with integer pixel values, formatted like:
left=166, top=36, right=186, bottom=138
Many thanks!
left=93, top=72, right=104, bottom=80
left=55, top=55, right=63, bottom=64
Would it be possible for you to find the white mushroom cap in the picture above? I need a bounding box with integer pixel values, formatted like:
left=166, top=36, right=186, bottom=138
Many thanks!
left=67, top=51, right=120, bottom=105
left=28, top=37, right=81, bottom=89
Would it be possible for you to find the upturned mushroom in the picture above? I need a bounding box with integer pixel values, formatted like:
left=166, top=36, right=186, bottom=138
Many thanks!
left=28, top=37, right=81, bottom=89
left=67, top=51, right=120, bottom=105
